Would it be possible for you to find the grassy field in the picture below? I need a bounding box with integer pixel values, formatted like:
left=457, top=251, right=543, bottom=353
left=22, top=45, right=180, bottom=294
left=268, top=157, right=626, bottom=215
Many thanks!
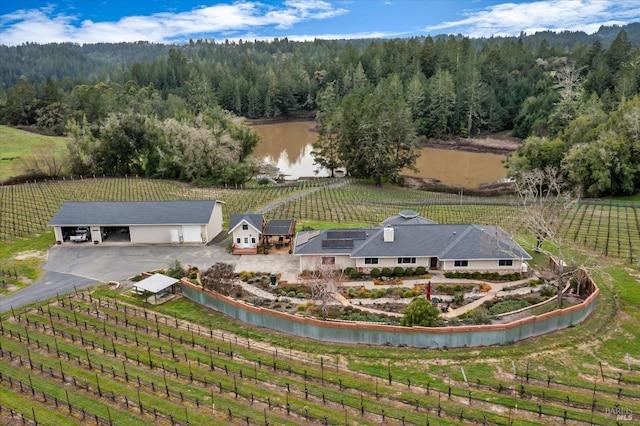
left=0, top=125, right=69, bottom=182
left=0, top=176, right=639, bottom=425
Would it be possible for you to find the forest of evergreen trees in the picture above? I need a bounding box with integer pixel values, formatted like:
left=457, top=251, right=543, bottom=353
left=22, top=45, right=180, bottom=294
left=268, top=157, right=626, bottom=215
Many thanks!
left=1, top=24, right=639, bottom=195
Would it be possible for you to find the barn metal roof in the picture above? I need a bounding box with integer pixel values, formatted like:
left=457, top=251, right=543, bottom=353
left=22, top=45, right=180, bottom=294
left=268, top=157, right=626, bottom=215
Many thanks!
left=48, top=200, right=218, bottom=226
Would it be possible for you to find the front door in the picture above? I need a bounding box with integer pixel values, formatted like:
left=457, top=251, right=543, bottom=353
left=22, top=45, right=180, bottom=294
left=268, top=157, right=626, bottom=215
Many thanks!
left=243, top=237, right=250, bottom=248
left=430, top=257, right=438, bottom=269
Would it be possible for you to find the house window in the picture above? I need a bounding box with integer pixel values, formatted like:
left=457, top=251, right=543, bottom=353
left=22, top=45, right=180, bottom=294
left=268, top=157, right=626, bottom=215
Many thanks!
left=242, top=224, right=249, bottom=230
left=499, top=259, right=513, bottom=266
left=251, top=237, right=256, bottom=244
left=364, top=258, right=378, bottom=265
left=322, top=257, right=336, bottom=265
left=454, top=260, right=469, bottom=267
left=398, top=257, right=416, bottom=264
left=236, top=238, right=241, bottom=244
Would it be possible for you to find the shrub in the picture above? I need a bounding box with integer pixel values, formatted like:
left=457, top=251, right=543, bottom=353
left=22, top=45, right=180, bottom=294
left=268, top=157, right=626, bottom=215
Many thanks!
left=381, top=268, right=393, bottom=277
left=540, top=285, right=555, bottom=298
left=467, top=309, right=492, bottom=325
left=488, top=300, right=530, bottom=315
left=415, top=266, right=426, bottom=275
left=167, top=259, right=186, bottom=279
left=370, top=268, right=381, bottom=278
left=453, top=293, right=464, bottom=305
left=348, top=269, right=361, bottom=279
left=393, top=267, right=405, bottom=277
left=404, top=267, right=414, bottom=276
left=287, top=291, right=296, bottom=297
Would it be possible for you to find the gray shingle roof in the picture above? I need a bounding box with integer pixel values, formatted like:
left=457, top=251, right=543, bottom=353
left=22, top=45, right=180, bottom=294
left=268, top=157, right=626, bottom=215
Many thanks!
left=48, top=201, right=218, bottom=226
left=381, top=210, right=437, bottom=226
left=293, top=222, right=531, bottom=261
left=228, top=212, right=264, bottom=234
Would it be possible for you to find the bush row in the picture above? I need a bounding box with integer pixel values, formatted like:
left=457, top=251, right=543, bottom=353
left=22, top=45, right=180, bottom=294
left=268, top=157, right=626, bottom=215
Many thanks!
left=344, top=266, right=428, bottom=280
left=444, top=271, right=522, bottom=281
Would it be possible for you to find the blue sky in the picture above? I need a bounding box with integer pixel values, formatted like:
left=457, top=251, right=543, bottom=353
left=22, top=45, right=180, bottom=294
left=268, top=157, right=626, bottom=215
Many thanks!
left=1, top=0, right=639, bottom=46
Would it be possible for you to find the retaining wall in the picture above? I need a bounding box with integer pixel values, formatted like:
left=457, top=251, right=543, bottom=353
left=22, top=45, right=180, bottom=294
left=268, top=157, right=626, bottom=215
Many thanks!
left=180, top=274, right=599, bottom=349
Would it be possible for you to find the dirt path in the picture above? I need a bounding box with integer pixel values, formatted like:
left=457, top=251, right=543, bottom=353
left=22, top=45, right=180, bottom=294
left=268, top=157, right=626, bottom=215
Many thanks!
left=255, top=179, right=349, bottom=214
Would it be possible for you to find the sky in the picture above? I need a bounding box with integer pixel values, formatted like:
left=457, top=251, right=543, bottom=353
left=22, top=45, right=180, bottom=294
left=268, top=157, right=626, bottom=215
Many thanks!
left=0, top=0, right=639, bottom=46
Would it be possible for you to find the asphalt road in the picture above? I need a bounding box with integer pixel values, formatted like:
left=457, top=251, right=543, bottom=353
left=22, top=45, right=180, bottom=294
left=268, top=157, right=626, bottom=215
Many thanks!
left=0, top=243, right=236, bottom=313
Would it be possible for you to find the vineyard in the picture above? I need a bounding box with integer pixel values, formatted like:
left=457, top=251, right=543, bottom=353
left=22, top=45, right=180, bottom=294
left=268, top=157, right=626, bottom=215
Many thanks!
left=1, top=287, right=638, bottom=425
left=1, top=177, right=639, bottom=264
left=1, top=177, right=639, bottom=425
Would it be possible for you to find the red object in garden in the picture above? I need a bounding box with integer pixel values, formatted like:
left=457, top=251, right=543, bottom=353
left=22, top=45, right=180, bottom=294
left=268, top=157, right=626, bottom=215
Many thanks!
left=426, top=280, right=431, bottom=300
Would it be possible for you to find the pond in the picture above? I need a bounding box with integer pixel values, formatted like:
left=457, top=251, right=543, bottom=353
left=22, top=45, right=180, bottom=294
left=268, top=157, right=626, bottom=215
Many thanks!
left=252, top=121, right=508, bottom=188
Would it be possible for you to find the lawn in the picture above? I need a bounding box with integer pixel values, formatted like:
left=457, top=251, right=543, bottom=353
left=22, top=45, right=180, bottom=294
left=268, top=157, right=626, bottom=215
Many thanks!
left=0, top=125, right=69, bottom=182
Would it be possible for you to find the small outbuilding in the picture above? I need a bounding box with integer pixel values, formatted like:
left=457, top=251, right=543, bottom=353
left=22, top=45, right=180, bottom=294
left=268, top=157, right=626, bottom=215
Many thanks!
left=228, top=212, right=265, bottom=254
left=49, top=200, right=223, bottom=245
left=133, top=273, right=179, bottom=304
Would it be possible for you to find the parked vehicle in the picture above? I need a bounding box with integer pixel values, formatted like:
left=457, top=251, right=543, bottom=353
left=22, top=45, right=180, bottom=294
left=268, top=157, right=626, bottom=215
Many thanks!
left=70, top=227, right=90, bottom=242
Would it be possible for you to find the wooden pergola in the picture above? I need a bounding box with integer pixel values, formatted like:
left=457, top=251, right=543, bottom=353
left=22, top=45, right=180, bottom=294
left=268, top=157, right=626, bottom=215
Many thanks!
left=262, top=219, right=296, bottom=252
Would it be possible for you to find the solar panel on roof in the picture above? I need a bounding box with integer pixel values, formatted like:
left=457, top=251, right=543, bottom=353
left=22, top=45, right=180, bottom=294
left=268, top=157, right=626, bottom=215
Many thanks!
left=322, top=239, right=354, bottom=248
left=296, top=233, right=310, bottom=246
left=326, top=230, right=367, bottom=240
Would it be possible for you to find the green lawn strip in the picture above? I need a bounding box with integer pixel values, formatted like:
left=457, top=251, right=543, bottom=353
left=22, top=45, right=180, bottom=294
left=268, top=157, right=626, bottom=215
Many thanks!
left=0, top=386, right=83, bottom=426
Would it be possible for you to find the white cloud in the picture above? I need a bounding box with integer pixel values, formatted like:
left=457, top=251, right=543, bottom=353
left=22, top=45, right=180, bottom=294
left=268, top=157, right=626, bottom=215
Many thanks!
left=0, top=0, right=348, bottom=45
left=425, top=0, right=640, bottom=37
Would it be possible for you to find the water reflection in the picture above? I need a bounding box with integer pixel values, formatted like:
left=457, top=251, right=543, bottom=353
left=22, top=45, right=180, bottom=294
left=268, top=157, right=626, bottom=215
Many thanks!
left=252, top=121, right=507, bottom=187
left=251, top=121, right=327, bottom=179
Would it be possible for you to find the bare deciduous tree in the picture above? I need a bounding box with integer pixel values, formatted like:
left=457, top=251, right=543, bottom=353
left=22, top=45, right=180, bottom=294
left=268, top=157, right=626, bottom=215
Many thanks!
left=515, top=166, right=584, bottom=308
left=201, top=262, right=237, bottom=296
left=307, top=263, right=343, bottom=320
left=16, top=141, right=66, bottom=177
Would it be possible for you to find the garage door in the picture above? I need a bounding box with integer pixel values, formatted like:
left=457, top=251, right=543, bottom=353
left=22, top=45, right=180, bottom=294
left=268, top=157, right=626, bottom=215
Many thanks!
left=182, top=225, right=202, bottom=243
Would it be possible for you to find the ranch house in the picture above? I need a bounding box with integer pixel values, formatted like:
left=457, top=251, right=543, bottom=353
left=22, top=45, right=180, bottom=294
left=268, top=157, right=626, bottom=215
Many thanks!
left=293, top=210, right=531, bottom=274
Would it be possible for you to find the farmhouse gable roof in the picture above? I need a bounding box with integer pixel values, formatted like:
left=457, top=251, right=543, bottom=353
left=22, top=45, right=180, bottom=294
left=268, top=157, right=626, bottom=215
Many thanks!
left=228, top=212, right=264, bottom=234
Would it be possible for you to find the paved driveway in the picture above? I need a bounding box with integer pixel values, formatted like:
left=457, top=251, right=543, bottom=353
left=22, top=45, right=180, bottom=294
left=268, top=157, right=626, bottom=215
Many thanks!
left=0, top=243, right=235, bottom=313
left=0, top=243, right=302, bottom=313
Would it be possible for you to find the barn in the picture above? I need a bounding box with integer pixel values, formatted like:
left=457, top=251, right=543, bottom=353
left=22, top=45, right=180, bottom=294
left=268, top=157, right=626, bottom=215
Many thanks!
left=48, top=200, right=223, bottom=245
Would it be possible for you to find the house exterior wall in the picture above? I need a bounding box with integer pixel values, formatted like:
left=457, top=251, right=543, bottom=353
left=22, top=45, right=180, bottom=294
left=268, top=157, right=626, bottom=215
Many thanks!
left=441, top=258, right=524, bottom=272
left=299, top=254, right=355, bottom=272
left=53, top=226, right=63, bottom=243
left=232, top=225, right=261, bottom=249
left=354, top=256, right=431, bottom=272
left=130, top=226, right=175, bottom=243
left=205, top=203, right=223, bottom=242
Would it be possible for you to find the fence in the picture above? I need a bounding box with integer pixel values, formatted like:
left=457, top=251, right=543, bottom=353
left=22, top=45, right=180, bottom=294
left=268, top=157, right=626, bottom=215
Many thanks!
left=180, top=273, right=599, bottom=349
